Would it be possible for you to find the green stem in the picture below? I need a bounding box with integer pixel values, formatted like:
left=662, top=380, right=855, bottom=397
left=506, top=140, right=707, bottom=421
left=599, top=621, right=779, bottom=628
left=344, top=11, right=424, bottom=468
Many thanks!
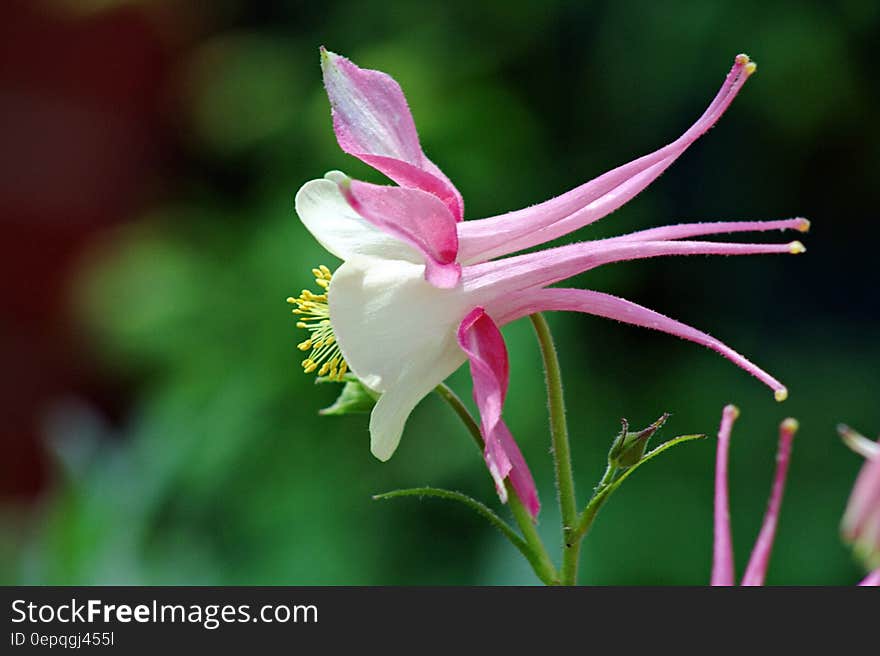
left=505, top=483, right=560, bottom=585
left=434, top=383, right=559, bottom=585
left=434, top=382, right=483, bottom=451
left=373, top=487, right=527, bottom=558
left=529, top=313, right=580, bottom=585
left=574, top=464, right=618, bottom=543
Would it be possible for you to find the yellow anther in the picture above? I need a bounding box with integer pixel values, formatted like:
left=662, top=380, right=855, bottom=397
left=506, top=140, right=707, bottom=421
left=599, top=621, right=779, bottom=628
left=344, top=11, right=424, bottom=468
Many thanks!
left=735, top=53, right=750, bottom=66
left=796, top=218, right=811, bottom=233
left=788, top=241, right=806, bottom=255
left=745, top=62, right=757, bottom=76
left=289, top=264, right=347, bottom=381
left=781, top=418, right=799, bottom=433
left=775, top=387, right=789, bottom=402
left=286, top=297, right=297, bottom=304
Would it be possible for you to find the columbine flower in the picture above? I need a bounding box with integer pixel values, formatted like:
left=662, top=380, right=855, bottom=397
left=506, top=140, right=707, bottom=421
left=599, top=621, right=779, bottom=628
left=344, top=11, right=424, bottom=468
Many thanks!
left=292, top=48, right=807, bottom=517
left=711, top=405, right=798, bottom=586
left=838, top=424, right=880, bottom=572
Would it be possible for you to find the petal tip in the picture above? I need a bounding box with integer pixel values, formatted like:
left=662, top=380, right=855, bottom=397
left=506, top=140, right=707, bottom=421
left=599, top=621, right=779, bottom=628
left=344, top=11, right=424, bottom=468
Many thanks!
left=780, top=417, right=799, bottom=434
left=734, top=53, right=757, bottom=76
left=370, top=439, right=395, bottom=463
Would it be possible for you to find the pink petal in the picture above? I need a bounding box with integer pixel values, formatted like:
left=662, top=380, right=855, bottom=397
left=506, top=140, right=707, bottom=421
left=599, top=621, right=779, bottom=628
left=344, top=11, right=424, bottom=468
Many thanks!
left=320, top=48, right=464, bottom=221
left=741, top=418, right=798, bottom=586
left=457, top=54, right=756, bottom=263
left=456, top=307, right=540, bottom=517
left=842, top=448, right=880, bottom=557
left=488, top=288, right=788, bottom=400
left=496, top=420, right=541, bottom=519
left=859, top=569, right=880, bottom=586
left=607, top=218, right=810, bottom=243
left=465, top=238, right=803, bottom=306
left=711, top=405, right=739, bottom=586
left=340, top=179, right=461, bottom=287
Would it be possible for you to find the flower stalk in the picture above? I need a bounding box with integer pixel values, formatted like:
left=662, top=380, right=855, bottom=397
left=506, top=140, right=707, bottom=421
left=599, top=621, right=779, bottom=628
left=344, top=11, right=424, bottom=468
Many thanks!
left=529, top=313, right=581, bottom=585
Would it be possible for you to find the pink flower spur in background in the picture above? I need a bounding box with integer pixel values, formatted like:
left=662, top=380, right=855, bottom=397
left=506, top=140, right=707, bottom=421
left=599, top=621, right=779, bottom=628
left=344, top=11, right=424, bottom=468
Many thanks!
left=710, top=408, right=879, bottom=586
left=838, top=424, right=880, bottom=574
left=291, top=49, right=807, bottom=517
left=711, top=405, right=797, bottom=586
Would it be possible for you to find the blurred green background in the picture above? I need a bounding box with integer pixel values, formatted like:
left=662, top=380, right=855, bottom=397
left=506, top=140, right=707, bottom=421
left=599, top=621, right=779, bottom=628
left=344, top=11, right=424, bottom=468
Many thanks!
left=1, top=0, right=878, bottom=585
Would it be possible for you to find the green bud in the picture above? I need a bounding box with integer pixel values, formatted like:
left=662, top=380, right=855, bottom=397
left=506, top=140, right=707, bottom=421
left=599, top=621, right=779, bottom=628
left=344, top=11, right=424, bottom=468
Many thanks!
left=608, top=413, right=670, bottom=468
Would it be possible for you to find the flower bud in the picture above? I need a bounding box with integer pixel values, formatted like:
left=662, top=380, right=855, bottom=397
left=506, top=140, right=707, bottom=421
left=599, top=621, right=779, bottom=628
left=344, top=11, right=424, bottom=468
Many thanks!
left=609, top=413, right=670, bottom=468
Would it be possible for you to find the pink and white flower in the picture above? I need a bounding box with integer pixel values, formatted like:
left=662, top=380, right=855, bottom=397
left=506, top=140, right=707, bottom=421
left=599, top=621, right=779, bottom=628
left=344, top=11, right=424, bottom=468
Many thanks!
left=293, top=49, right=806, bottom=517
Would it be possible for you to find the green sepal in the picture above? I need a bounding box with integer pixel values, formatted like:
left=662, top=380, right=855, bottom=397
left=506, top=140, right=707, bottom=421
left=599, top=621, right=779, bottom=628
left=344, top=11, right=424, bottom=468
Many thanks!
left=319, top=379, right=379, bottom=415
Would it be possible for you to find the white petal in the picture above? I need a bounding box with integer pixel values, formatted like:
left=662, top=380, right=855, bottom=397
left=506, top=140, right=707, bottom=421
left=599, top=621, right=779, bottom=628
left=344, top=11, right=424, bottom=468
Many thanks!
left=329, top=256, right=470, bottom=459
left=329, top=256, right=469, bottom=390
left=369, top=339, right=464, bottom=461
left=294, top=172, right=421, bottom=263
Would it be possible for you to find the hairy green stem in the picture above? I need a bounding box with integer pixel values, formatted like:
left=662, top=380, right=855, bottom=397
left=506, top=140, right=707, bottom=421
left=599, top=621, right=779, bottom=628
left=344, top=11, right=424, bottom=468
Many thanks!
left=434, top=383, right=559, bottom=585
left=574, top=464, right=618, bottom=543
left=529, top=313, right=580, bottom=585
left=374, top=487, right=527, bottom=556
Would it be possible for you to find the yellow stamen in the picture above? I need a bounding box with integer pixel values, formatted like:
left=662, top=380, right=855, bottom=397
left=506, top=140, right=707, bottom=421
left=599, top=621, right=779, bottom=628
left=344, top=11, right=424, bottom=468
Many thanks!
left=788, top=241, right=806, bottom=255
left=775, top=387, right=789, bottom=403
left=287, top=264, right=348, bottom=381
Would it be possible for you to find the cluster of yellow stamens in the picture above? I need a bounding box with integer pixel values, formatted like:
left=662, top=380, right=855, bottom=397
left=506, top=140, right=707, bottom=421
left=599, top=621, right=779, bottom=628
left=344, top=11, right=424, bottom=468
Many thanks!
left=287, top=265, right=348, bottom=381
